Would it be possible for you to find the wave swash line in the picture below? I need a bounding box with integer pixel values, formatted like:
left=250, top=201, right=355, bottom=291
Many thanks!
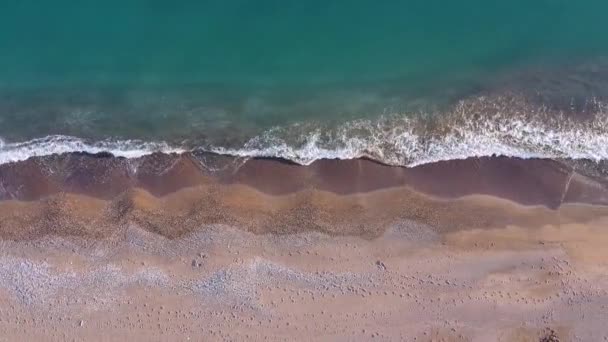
left=2, top=97, right=608, bottom=167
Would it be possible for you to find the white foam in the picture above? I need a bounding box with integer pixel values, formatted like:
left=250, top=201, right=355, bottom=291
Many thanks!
left=2, top=97, right=608, bottom=167
left=210, top=101, right=608, bottom=167
left=0, top=135, right=186, bottom=165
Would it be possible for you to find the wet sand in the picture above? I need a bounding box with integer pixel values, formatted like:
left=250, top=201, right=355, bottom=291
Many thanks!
left=1, top=153, right=608, bottom=341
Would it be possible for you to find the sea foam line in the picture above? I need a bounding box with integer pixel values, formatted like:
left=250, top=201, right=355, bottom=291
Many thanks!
left=1, top=117, right=606, bottom=168
left=0, top=135, right=186, bottom=165
left=1, top=97, right=608, bottom=167
left=210, top=112, right=608, bottom=167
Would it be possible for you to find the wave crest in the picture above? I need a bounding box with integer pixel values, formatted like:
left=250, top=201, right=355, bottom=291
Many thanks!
left=0, top=135, right=186, bottom=165
left=211, top=96, right=608, bottom=166
left=1, top=95, right=608, bottom=167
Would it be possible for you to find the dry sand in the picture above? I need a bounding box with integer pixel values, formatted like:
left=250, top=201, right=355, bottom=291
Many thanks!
left=0, top=194, right=607, bottom=341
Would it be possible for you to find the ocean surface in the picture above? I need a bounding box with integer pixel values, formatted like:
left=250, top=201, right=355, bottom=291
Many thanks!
left=1, top=1, right=608, bottom=166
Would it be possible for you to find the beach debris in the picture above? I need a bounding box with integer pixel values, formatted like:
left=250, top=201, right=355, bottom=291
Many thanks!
left=375, top=260, right=387, bottom=271
left=192, top=257, right=204, bottom=268
left=540, top=328, right=560, bottom=342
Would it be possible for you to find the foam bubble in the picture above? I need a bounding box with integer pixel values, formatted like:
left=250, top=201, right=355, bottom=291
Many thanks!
left=210, top=97, right=608, bottom=166
left=0, top=135, right=186, bottom=165
left=1, top=96, right=608, bottom=167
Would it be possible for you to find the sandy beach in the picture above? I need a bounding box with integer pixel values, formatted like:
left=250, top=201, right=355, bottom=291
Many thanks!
left=0, top=153, right=607, bottom=341
left=3, top=1, right=608, bottom=340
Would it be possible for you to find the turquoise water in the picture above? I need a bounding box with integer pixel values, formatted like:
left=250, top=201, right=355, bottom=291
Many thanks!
left=2, top=1, right=607, bottom=88
left=1, top=1, right=608, bottom=165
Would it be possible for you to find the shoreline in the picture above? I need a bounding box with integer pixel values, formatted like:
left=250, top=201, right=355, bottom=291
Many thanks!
left=1, top=152, right=607, bottom=242
left=2, top=151, right=607, bottom=205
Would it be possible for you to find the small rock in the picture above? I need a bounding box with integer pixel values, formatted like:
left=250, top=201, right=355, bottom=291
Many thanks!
left=375, top=260, right=387, bottom=271
left=540, top=328, right=560, bottom=342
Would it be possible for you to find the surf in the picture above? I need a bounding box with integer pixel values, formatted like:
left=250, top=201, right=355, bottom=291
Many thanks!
left=2, top=97, right=608, bottom=168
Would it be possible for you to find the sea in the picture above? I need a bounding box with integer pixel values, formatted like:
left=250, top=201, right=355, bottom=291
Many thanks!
left=1, top=0, right=608, bottom=167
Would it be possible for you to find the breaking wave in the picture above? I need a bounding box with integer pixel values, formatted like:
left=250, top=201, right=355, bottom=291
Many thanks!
left=0, top=135, right=186, bottom=165
left=210, top=96, right=608, bottom=166
left=1, top=96, right=608, bottom=167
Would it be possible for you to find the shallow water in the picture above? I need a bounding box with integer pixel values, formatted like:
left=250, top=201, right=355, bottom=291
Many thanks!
left=1, top=1, right=608, bottom=165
